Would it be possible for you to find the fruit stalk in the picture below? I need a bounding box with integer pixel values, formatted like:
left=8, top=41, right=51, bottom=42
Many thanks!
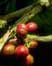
left=26, top=34, right=52, bottom=42
left=0, top=4, right=34, bottom=20
left=3, top=4, right=34, bottom=20
left=0, top=27, right=15, bottom=51
left=16, top=5, right=41, bottom=24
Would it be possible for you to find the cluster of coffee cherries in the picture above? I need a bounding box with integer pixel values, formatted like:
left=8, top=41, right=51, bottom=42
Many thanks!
left=2, top=22, right=38, bottom=66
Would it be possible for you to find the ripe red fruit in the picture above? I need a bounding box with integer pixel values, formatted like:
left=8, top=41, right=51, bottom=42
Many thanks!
left=16, top=23, right=27, bottom=37
left=30, top=41, right=38, bottom=48
left=2, top=44, right=15, bottom=55
left=26, top=22, right=38, bottom=32
left=26, top=54, right=34, bottom=65
left=15, top=45, right=29, bottom=57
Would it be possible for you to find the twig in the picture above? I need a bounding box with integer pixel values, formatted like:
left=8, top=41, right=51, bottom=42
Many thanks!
left=15, top=5, right=42, bottom=24
left=26, top=34, right=52, bottom=42
left=1, top=4, right=34, bottom=20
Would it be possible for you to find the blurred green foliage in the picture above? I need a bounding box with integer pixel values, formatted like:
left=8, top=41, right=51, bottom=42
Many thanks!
left=0, top=0, right=35, bottom=14
left=0, top=0, right=16, bottom=14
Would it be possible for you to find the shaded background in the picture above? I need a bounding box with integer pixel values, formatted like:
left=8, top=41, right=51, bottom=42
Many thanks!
left=0, top=0, right=52, bottom=66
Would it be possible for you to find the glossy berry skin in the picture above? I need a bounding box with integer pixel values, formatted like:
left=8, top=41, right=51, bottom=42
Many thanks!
left=15, top=45, right=29, bottom=57
left=3, top=44, right=15, bottom=56
left=26, top=54, right=34, bottom=65
left=26, top=22, right=38, bottom=32
left=16, top=23, right=27, bottom=37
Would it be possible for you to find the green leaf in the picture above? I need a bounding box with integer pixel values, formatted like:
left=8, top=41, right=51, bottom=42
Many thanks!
left=32, top=7, right=52, bottom=35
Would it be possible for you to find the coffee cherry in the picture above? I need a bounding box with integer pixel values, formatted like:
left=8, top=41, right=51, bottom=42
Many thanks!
left=3, top=44, right=15, bottom=55
left=26, top=22, right=38, bottom=32
left=16, top=23, right=27, bottom=38
left=26, top=54, right=34, bottom=65
left=30, top=41, right=38, bottom=48
left=15, top=45, right=29, bottom=57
